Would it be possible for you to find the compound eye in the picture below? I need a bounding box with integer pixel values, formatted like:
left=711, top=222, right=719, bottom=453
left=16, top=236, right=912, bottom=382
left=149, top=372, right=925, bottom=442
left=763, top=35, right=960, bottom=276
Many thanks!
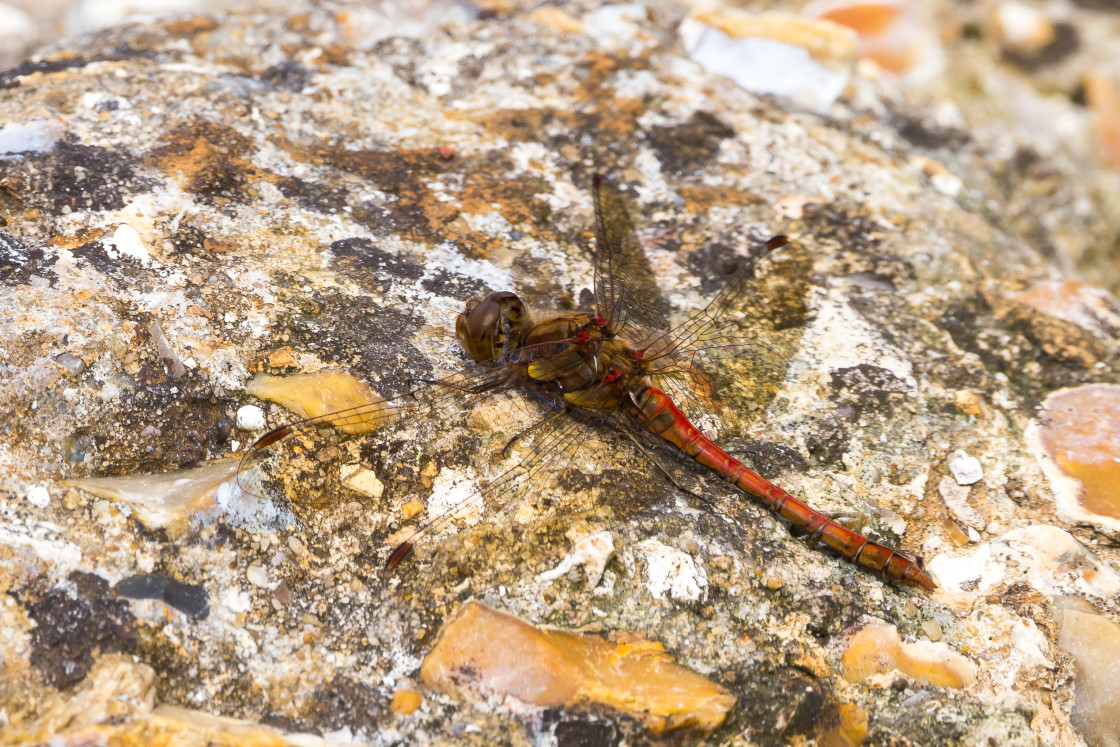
left=456, top=298, right=503, bottom=362
left=466, top=299, right=501, bottom=339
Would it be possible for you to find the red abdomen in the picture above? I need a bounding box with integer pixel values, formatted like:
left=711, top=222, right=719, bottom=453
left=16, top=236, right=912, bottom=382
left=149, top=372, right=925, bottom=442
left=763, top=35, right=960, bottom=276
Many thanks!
left=632, top=387, right=935, bottom=591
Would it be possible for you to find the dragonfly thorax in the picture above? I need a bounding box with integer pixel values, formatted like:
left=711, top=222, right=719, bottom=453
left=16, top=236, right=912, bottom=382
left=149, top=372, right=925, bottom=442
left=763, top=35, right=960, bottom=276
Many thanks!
left=523, top=316, right=644, bottom=410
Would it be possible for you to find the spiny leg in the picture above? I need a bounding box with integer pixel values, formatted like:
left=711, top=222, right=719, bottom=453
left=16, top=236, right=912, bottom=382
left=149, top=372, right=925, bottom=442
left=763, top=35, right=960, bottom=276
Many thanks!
left=501, top=403, right=571, bottom=457
left=407, top=370, right=513, bottom=395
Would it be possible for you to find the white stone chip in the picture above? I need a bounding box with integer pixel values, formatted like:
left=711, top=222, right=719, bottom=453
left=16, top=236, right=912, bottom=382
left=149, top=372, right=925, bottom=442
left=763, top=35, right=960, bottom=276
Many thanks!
left=340, top=463, right=384, bottom=499
left=537, top=531, right=615, bottom=587
left=246, top=564, right=269, bottom=587
left=221, top=588, right=252, bottom=614
left=637, top=539, right=708, bottom=602
left=236, top=405, right=266, bottom=430
left=938, top=476, right=986, bottom=530
left=26, top=485, right=50, bottom=508
left=0, top=118, right=65, bottom=155
left=0, top=3, right=32, bottom=40
left=949, top=450, right=983, bottom=485
left=680, top=18, right=848, bottom=112
left=103, top=223, right=152, bottom=266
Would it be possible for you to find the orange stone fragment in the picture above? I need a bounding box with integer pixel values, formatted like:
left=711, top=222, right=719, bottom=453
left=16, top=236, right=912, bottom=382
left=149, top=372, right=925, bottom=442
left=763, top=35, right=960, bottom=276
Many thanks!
left=530, top=6, right=586, bottom=34
left=421, top=601, right=735, bottom=735
left=818, top=3, right=900, bottom=36
left=819, top=702, right=869, bottom=747
left=1038, top=384, right=1120, bottom=522
left=841, top=621, right=975, bottom=689
left=1011, top=279, right=1120, bottom=337
left=246, top=371, right=392, bottom=435
left=164, top=16, right=219, bottom=36
left=811, top=1, right=933, bottom=76
left=267, top=346, right=296, bottom=368
left=389, top=689, right=422, bottom=715
left=1085, top=72, right=1120, bottom=168
left=954, top=389, right=984, bottom=417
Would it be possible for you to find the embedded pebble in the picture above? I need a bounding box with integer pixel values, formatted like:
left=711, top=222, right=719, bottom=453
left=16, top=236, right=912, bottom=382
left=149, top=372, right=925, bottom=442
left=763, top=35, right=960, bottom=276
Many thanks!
left=680, top=11, right=852, bottom=112
left=536, top=531, right=615, bottom=587
left=994, top=0, right=1055, bottom=56
left=389, top=689, right=422, bottom=715
left=842, top=621, right=975, bottom=689
left=26, top=485, right=50, bottom=508
left=246, top=564, right=269, bottom=587
left=246, top=371, right=389, bottom=435
left=1036, top=384, right=1120, bottom=529
left=339, top=463, right=384, bottom=499
left=921, top=620, right=943, bottom=642
left=236, top=405, right=267, bottom=431
left=0, top=117, right=64, bottom=154
left=948, top=450, right=983, bottom=486
left=53, top=353, right=87, bottom=376
left=638, top=539, right=708, bottom=602
left=65, top=461, right=240, bottom=532
left=1053, top=597, right=1120, bottom=745
left=937, top=476, right=986, bottom=530
left=115, top=573, right=210, bottom=619
left=400, top=498, right=424, bottom=521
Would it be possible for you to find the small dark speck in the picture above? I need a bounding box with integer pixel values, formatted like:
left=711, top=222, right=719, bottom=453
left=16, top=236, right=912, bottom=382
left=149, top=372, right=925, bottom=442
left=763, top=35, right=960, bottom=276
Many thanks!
left=115, top=573, right=210, bottom=619
left=215, top=416, right=234, bottom=442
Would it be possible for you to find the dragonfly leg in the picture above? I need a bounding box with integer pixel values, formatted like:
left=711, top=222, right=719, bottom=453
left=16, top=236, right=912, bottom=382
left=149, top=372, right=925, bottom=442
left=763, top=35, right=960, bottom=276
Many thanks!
left=408, top=371, right=513, bottom=394
left=796, top=510, right=871, bottom=544
left=618, top=428, right=720, bottom=512
left=500, top=404, right=570, bottom=457
left=825, top=511, right=870, bottom=533
left=724, top=446, right=760, bottom=460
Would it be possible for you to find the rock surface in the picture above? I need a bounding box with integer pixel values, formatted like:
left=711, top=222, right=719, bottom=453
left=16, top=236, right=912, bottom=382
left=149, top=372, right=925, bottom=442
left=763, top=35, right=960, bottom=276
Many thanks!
left=1, top=0, right=1119, bottom=745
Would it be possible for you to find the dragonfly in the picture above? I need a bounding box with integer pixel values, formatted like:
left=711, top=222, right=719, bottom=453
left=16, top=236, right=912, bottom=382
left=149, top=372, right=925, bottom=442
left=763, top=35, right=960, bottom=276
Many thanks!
left=238, top=175, right=936, bottom=592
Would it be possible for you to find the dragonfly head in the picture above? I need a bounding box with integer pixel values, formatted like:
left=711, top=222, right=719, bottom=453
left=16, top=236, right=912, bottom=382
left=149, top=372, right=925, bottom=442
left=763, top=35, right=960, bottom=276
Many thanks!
left=456, top=291, right=529, bottom=362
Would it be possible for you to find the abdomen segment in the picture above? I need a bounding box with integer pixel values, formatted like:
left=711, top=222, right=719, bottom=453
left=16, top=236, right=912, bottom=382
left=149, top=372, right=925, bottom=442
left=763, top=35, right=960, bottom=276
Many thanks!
left=633, top=387, right=936, bottom=592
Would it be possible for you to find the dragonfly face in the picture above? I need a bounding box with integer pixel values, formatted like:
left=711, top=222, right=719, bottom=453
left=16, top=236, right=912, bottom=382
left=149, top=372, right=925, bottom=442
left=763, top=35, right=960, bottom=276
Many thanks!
left=455, top=291, right=530, bottom=363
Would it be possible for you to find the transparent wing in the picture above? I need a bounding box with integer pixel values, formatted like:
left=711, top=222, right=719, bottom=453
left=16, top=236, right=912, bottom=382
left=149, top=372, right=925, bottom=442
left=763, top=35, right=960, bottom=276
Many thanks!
left=235, top=362, right=517, bottom=510
left=385, top=402, right=657, bottom=572
left=591, top=174, right=671, bottom=341
left=643, top=236, right=812, bottom=428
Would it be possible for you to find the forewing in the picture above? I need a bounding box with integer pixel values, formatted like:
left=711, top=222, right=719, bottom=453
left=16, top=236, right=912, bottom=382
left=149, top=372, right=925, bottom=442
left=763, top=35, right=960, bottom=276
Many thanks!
left=591, top=175, right=671, bottom=340
left=385, top=403, right=658, bottom=573
left=235, top=362, right=516, bottom=512
left=645, top=237, right=812, bottom=428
